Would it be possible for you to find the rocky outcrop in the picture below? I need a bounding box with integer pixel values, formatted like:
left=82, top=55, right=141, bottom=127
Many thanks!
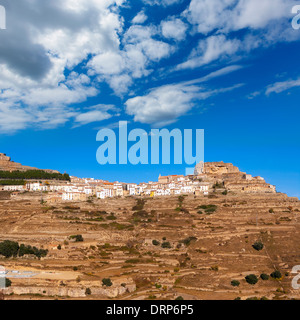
left=204, top=162, right=240, bottom=175
left=0, top=153, right=58, bottom=173
left=5, top=283, right=136, bottom=298
left=194, top=161, right=276, bottom=194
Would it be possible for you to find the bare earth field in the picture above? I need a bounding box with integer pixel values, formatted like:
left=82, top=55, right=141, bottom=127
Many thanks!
left=0, top=192, right=299, bottom=300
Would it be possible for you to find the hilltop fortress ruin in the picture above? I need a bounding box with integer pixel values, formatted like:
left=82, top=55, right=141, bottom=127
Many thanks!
left=193, top=161, right=276, bottom=194
left=0, top=153, right=59, bottom=173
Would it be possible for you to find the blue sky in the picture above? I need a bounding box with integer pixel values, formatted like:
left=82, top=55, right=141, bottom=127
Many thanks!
left=0, top=0, right=299, bottom=198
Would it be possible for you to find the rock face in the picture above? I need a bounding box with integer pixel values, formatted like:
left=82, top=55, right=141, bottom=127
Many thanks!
left=195, top=161, right=276, bottom=194
left=204, top=161, right=240, bottom=175
left=0, top=153, right=58, bottom=173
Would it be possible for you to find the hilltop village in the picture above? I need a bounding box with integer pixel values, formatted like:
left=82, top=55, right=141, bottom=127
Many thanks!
left=0, top=153, right=276, bottom=203
left=0, top=152, right=299, bottom=301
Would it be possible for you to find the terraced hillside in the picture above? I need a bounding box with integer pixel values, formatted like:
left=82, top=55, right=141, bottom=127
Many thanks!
left=0, top=192, right=299, bottom=300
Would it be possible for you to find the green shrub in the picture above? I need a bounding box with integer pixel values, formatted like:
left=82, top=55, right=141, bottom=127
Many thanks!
left=85, top=288, right=91, bottom=295
left=213, top=182, right=224, bottom=189
left=178, top=196, right=184, bottom=203
left=132, top=199, right=146, bottom=211
left=197, top=205, right=217, bottom=214
left=252, top=241, right=264, bottom=251
left=132, top=210, right=148, bottom=218
left=270, top=270, right=282, bottom=279
left=260, top=273, right=269, bottom=280
left=231, top=280, right=240, bottom=287
left=0, top=240, right=48, bottom=259
left=0, top=180, right=26, bottom=186
left=69, top=234, right=84, bottom=242
left=5, top=278, right=12, bottom=287
left=180, top=237, right=197, bottom=246
left=0, top=170, right=70, bottom=181
left=0, top=240, right=19, bottom=258
left=161, top=242, right=171, bottom=249
left=102, top=278, right=113, bottom=287
left=245, top=274, right=258, bottom=285
left=18, top=244, right=48, bottom=258
left=106, top=214, right=117, bottom=221
left=175, top=296, right=184, bottom=300
left=152, top=240, right=160, bottom=246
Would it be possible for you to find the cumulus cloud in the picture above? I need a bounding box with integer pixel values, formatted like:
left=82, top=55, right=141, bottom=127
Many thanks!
left=132, top=11, right=148, bottom=24
left=125, top=82, right=242, bottom=126
left=0, top=0, right=299, bottom=133
left=0, top=0, right=126, bottom=132
left=177, top=0, right=299, bottom=70
left=161, top=18, right=188, bottom=41
left=184, top=0, right=295, bottom=34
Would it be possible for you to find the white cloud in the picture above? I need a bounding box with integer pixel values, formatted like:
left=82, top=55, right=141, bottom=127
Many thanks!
left=74, top=110, right=112, bottom=126
left=181, top=65, right=244, bottom=85
left=88, top=52, right=125, bottom=75
left=184, top=0, right=295, bottom=34
left=266, top=77, right=300, bottom=94
left=178, top=0, right=299, bottom=71
left=125, top=82, right=242, bottom=126
left=85, top=24, right=173, bottom=95
left=161, top=18, right=188, bottom=41
left=0, top=0, right=126, bottom=132
left=126, top=84, right=199, bottom=126
left=0, top=0, right=299, bottom=133
left=132, top=11, right=148, bottom=24
left=177, top=35, right=242, bottom=70
left=74, top=104, right=120, bottom=127
left=143, top=0, right=183, bottom=7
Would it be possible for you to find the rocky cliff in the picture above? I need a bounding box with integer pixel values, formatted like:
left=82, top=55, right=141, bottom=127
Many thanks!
left=0, top=153, right=59, bottom=173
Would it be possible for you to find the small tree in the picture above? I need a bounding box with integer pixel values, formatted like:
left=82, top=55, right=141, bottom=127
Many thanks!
left=152, top=240, right=160, bottom=246
left=5, top=278, right=12, bottom=287
left=85, top=288, right=91, bottom=295
left=270, top=270, right=282, bottom=279
left=260, top=273, right=269, bottom=280
left=161, top=242, right=171, bottom=249
left=252, top=241, right=264, bottom=251
left=231, top=280, right=240, bottom=287
left=245, top=274, right=258, bottom=285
